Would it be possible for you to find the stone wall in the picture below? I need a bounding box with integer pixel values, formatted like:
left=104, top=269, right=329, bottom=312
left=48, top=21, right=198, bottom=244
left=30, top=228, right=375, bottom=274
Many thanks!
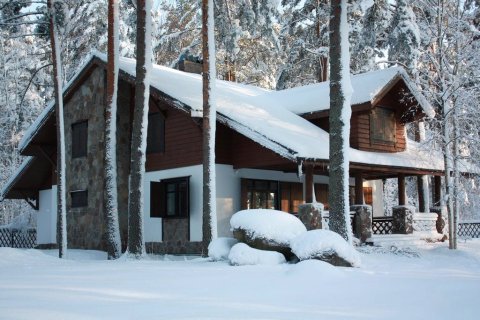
left=64, top=67, right=106, bottom=250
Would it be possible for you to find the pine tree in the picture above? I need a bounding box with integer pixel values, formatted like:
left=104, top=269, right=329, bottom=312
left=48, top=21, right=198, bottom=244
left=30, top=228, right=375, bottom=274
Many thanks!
left=127, top=0, right=151, bottom=258
left=104, top=0, right=122, bottom=260
left=201, top=0, right=217, bottom=256
left=48, top=0, right=67, bottom=258
left=328, top=0, right=352, bottom=243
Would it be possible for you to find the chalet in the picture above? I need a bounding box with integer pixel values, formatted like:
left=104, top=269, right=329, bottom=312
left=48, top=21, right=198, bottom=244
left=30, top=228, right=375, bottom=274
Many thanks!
left=0, top=52, right=445, bottom=253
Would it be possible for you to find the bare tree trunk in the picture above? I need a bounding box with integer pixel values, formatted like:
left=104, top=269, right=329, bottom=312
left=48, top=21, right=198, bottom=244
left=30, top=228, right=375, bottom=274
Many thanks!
left=48, top=0, right=67, bottom=258
left=105, top=0, right=122, bottom=260
left=201, top=0, right=217, bottom=256
left=127, top=0, right=151, bottom=258
left=328, top=0, right=352, bottom=244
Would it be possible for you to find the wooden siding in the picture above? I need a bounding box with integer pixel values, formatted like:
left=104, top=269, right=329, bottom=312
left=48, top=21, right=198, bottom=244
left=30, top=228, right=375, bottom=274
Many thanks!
left=145, top=100, right=203, bottom=172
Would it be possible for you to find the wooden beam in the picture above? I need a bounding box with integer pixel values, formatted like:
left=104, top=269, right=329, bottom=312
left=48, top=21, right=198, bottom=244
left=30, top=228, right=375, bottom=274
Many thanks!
left=304, top=163, right=314, bottom=203
left=36, top=145, right=56, bottom=170
left=355, top=173, right=364, bottom=205
left=398, top=174, right=406, bottom=206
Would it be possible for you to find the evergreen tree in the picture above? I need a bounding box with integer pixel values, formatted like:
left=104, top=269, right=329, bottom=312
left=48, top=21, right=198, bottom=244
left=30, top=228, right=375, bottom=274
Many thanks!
left=127, top=0, right=151, bottom=258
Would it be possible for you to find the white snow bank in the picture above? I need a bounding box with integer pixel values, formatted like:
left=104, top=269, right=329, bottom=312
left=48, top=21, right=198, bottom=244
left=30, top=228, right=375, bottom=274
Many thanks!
left=208, top=237, right=238, bottom=261
left=230, top=209, right=307, bottom=245
left=291, top=229, right=361, bottom=267
left=288, top=259, right=344, bottom=278
left=228, top=243, right=286, bottom=266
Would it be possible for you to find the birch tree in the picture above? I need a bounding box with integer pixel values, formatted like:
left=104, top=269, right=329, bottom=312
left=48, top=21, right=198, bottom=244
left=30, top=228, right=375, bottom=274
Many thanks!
left=104, top=0, right=122, bottom=260
left=48, top=0, right=67, bottom=258
left=328, top=0, right=353, bottom=244
left=201, top=0, right=217, bottom=256
left=127, top=0, right=151, bottom=258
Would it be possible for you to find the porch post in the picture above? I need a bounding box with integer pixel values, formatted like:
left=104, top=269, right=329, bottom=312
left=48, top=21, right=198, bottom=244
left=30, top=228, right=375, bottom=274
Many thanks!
left=354, top=173, right=364, bottom=205
left=305, top=163, right=314, bottom=203
left=433, top=175, right=442, bottom=206
left=398, top=174, right=406, bottom=206
left=417, top=177, right=425, bottom=212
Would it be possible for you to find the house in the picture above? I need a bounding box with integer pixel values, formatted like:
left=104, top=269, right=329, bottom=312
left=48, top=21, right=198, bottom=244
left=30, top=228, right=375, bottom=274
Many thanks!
left=0, top=52, right=444, bottom=253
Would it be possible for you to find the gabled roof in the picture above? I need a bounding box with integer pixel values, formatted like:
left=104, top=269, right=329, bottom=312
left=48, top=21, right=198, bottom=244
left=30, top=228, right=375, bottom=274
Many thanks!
left=265, top=67, right=435, bottom=117
left=16, top=51, right=442, bottom=174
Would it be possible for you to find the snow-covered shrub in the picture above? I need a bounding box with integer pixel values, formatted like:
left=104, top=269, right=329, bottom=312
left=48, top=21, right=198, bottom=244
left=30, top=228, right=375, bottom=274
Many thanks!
left=208, top=237, right=238, bottom=261
left=230, top=209, right=307, bottom=259
left=290, top=229, right=361, bottom=267
left=228, top=243, right=286, bottom=266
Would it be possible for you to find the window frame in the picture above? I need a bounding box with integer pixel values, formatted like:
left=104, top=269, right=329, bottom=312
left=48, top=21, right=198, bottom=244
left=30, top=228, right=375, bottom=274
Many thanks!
left=370, top=107, right=396, bottom=146
left=150, top=176, right=190, bottom=219
left=71, top=190, right=88, bottom=208
left=146, top=111, right=165, bottom=155
left=71, top=120, right=88, bottom=158
left=242, top=178, right=279, bottom=211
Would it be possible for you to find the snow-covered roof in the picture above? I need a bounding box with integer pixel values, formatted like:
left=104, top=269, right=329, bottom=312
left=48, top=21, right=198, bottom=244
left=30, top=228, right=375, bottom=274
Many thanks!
left=265, top=67, right=435, bottom=118
left=0, top=157, right=34, bottom=201
left=17, top=52, right=442, bottom=173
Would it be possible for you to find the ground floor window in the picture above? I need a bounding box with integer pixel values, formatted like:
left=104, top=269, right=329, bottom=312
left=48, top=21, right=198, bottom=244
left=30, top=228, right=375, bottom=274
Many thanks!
left=242, top=179, right=279, bottom=210
left=70, top=190, right=88, bottom=208
left=150, top=176, right=190, bottom=218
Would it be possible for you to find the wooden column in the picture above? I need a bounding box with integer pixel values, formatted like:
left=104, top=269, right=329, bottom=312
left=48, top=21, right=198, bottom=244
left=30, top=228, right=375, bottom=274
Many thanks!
left=417, top=177, right=425, bottom=212
left=398, top=174, right=406, bottom=206
left=433, top=175, right=442, bottom=206
left=355, top=173, right=364, bottom=205
left=305, top=164, right=314, bottom=203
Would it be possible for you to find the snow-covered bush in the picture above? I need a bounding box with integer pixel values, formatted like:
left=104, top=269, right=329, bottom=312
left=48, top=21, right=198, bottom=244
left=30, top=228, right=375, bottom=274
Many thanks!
left=290, top=229, right=361, bottom=267
left=208, top=237, right=238, bottom=261
left=228, top=243, right=286, bottom=266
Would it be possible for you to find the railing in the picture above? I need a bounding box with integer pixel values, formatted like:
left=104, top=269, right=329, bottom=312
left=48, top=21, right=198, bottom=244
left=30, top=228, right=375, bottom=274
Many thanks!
left=0, top=228, right=37, bottom=248
left=372, top=216, right=393, bottom=235
left=458, top=222, right=480, bottom=238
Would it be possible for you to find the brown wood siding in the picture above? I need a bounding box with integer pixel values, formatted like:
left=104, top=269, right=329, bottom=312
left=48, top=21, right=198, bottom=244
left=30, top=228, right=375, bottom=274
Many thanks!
left=146, top=101, right=203, bottom=171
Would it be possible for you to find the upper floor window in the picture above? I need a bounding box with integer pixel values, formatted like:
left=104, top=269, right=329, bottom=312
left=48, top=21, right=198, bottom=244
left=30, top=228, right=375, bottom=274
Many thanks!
left=146, top=112, right=165, bottom=154
left=370, top=107, right=396, bottom=145
left=72, top=120, right=88, bottom=158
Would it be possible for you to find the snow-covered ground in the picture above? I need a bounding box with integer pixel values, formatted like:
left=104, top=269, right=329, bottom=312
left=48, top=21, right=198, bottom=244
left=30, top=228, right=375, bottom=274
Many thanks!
left=1, top=240, right=480, bottom=320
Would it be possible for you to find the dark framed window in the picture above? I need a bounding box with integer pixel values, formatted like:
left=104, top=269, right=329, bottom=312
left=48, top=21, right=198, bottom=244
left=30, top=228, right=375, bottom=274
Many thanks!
left=150, top=176, right=189, bottom=218
left=242, top=179, right=279, bottom=210
left=370, top=107, right=396, bottom=145
left=72, top=120, right=88, bottom=158
left=146, top=112, right=165, bottom=154
left=71, top=190, right=88, bottom=208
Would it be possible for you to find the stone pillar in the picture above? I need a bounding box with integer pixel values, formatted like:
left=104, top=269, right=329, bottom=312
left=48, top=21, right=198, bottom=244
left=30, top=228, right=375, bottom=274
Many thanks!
left=430, top=206, right=448, bottom=234
left=350, top=205, right=372, bottom=243
left=392, top=205, right=415, bottom=234
left=298, top=202, right=324, bottom=231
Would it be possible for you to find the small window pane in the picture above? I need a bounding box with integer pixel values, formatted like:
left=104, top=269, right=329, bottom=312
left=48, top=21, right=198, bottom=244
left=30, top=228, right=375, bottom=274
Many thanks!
left=71, top=190, right=88, bottom=208
left=166, top=191, right=176, bottom=216
left=147, top=112, right=165, bottom=154
left=72, top=121, right=88, bottom=158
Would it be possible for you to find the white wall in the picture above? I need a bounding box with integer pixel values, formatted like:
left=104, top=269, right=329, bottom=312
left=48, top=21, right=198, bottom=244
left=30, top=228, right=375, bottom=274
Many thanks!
left=36, top=186, right=57, bottom=244
left=144, top=165, right=203, bottom=242
left=364, top=180, right=385, bottom=217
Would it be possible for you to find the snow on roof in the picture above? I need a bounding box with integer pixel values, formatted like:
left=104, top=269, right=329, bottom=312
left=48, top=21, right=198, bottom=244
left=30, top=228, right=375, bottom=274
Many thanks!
left=0, top=157, right=34, bottom=201
left=265, top=67, right=435, bottom=118
left=18, top=52, right=442, bottom=172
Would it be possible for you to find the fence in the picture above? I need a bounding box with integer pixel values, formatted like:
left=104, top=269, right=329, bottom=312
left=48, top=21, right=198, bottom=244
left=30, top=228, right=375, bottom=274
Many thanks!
left=458, top=222, right=480, bottom=238
left=0, top=228, right=37, bottom=248
left=372, top=216, right=393, bottom=235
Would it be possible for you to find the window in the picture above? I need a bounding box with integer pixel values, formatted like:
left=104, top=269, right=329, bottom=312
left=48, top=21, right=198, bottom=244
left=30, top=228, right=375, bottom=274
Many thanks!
left=71, top=190, right=88, bottom=208
left=72, top=120, right=88, bottom=158
left=242, top=179, right=279, bottom=210
left=370, top=107, right=396, bottom=145
left=150, top=177, right=189, bottom=218
left=146, top=112, right=165, bottom=154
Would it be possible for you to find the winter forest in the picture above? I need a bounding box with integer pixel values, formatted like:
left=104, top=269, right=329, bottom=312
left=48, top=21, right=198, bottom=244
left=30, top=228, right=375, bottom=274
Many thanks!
left=1, top=0, right=480, bottom=237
